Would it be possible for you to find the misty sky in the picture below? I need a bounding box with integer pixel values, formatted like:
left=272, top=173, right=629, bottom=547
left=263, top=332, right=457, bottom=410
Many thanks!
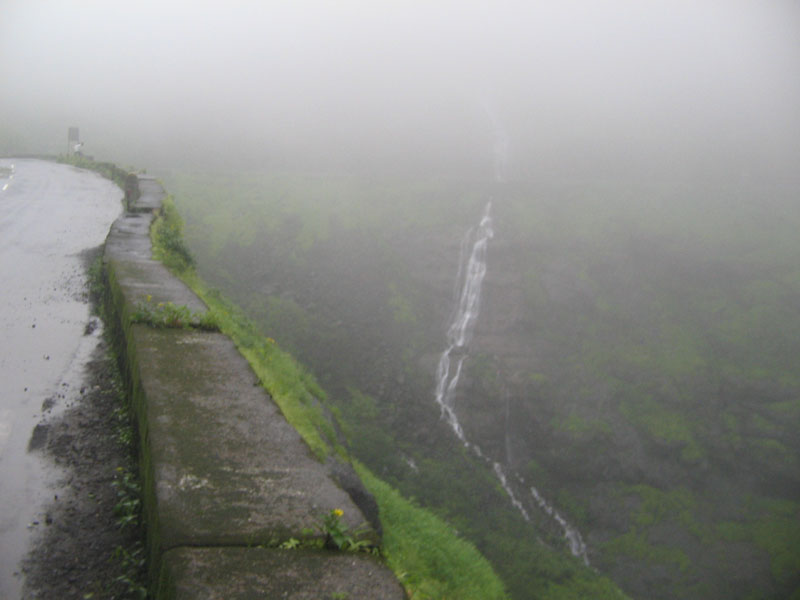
left=2, top=1, right=799, bottom=179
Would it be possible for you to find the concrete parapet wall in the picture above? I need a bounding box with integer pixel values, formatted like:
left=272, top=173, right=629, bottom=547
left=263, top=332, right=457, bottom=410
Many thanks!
left=104, top=176, right=404, bottom=599
left=160, top=547, right=406, bottom=600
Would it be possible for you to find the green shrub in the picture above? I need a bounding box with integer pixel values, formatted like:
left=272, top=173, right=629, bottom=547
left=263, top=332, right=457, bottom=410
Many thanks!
left=152, top=196, right=195, bottom=272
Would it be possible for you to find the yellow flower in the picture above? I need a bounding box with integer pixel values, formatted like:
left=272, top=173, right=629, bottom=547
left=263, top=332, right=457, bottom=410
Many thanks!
left=333, top=509, right=344, bottom=518
left=146, top=294, right=152, bottom=303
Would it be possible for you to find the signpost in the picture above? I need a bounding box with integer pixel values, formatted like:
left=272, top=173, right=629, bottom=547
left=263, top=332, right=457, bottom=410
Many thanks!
left=67, top=127, right=80, bottom=154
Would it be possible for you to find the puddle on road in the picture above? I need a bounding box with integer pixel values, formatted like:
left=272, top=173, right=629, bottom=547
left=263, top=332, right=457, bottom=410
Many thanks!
left=0, top=163, right=15, bottom=192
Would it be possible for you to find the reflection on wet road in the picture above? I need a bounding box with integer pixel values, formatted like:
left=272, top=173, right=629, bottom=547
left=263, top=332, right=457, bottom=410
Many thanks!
left=0, top=159, right=121, bottom=599
left=0, top=163, right=14, bottom=192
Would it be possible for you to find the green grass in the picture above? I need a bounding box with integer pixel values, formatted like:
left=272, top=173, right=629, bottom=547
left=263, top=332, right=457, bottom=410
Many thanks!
left=355, top=462, right=508, bottom=600
left=151, top=196, right=196, bottom=272
left=130, top=297, right=219, bottom=331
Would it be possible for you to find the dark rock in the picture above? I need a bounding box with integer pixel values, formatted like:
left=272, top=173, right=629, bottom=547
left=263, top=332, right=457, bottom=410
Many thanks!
left=27, top=423, right=49, bottom=452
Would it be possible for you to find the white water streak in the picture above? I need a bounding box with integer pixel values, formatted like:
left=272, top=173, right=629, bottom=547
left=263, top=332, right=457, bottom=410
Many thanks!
left=530, top=486, right=590, bottom=565
left=494, top=462, right=530, bottom=521
left=433, top=202, right=493, bottom=442
left=431, top=104, right=590, bottom=563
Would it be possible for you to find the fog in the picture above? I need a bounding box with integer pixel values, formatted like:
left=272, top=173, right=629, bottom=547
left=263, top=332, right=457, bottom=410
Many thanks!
left=2, top=0, right=799, bottom=180
left=5, top=4, right=800, bottom=597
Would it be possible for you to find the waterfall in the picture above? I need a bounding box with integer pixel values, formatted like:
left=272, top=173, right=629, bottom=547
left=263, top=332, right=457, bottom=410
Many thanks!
left=432, top=216, right=535, bottom=524
left=430, top=104, right=591, bottom=565
left=433, top=201, right=493, bottom=443
left=530, top=486, right=589, bottom=565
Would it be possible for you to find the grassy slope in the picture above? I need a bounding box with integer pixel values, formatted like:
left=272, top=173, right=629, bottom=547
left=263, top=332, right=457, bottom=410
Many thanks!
left=502, top=180, right=800, bottom=598
left=163, top=170, right=800, bottom=599
left=163, top=171, right=636, bottom=599
left=151, top=196, right=511, bottom=600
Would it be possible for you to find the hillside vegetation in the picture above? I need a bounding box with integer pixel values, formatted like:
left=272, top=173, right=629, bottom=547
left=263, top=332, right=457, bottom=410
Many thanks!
left=163, top=169, right=800, bottom=600
left=151, top=195, right=513, bottom=600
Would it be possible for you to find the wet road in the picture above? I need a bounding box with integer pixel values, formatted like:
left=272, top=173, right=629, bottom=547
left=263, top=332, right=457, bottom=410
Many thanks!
left=0, top=159, right=122, bottom=598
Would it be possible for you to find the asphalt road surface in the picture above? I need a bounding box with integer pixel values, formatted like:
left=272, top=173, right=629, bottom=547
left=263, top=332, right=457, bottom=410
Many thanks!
left=0, top=158, right=121, bottom=599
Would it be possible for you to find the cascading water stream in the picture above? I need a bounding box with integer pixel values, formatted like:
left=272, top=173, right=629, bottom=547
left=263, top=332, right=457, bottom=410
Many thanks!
left=433, top=201, right=493, bottom=443
left=431, top=105, right=589, bottom=565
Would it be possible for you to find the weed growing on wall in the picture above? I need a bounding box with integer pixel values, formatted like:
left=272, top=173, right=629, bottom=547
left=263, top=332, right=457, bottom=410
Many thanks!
left=130, top=296, right=220, bottom=331
left=318, top=509, right=373, bottom=552
left=277, top=509, right=375, bottom=554
left=151, top=196, right=195, bottom=272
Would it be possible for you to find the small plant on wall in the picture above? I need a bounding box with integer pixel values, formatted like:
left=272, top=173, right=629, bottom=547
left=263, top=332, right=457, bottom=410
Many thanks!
left=319, top=509, right=372, bottom=551
left=131, top=296, right=219, bottom=331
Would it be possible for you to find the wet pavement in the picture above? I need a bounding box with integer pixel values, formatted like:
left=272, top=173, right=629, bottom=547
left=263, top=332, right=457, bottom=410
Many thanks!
left=0, top=159, right=122, bottom=599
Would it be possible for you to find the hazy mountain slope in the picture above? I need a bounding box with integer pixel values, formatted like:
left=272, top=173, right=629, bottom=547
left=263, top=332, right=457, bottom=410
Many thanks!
left=167, top=170, right=800, bottom=600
